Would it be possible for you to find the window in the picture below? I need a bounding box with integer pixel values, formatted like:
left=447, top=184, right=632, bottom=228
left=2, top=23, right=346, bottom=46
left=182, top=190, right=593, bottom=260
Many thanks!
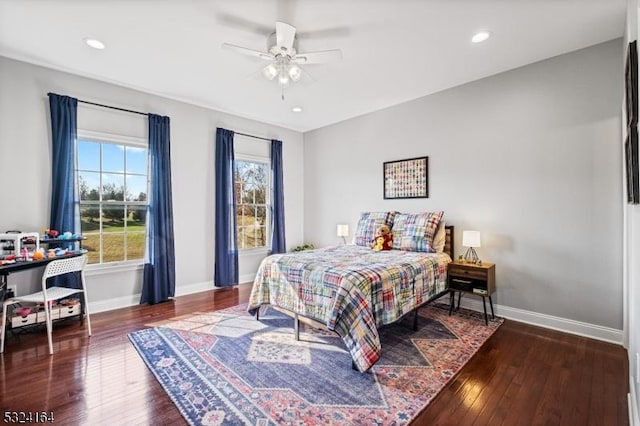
left=76, top=135, right=149, bottom=265
left=234, top=157, right=270, bottom=250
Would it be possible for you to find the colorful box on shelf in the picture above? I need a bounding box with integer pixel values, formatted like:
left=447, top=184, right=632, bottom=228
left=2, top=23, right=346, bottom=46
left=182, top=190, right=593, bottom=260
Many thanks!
left=0, top=232, right=40, bottom=257
left=36, top=308, right=61, bottom=323
left=8, top=303, right=79, bottom=328
left=10, top=312, right=37, bottom=328
left=59, top=304, right=80, bottom=318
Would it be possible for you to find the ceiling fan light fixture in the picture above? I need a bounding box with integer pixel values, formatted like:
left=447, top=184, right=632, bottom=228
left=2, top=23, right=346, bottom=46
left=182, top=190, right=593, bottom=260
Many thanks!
left=223, top=21, right=343, bottom=94
left=471, top=31, right=491, bottom=43
left=278, top=70, right=290, bottom=85
left=262, top=63, right=278, bottom=80
left=288, top=64, right=302, bottom=81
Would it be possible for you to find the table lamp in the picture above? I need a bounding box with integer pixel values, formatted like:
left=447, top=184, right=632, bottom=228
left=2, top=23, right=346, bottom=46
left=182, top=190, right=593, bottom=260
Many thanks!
left=462, top=230, right=481, bottom=263
left=337, top=224, right=349, bottom=244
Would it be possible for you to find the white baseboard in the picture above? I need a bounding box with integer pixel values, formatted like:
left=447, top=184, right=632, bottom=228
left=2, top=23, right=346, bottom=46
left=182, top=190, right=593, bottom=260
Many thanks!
left=87, top=281, right=249, bottom=313
left=90, top=294, right=141, bottom=313
left=89, top=280, right=623, bottom=346
left=175, top=281, right=217, bottom=297
left=631, top=375, right=640, bottom=426
left=456, top=296, right=623, bottom=345
left=239, top=274, right=255, bottom=284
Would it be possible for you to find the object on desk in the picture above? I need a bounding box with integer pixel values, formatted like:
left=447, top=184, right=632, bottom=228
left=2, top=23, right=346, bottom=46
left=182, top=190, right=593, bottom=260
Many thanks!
left=32, top=249, right=44, bottom=260
left=0, top=232, right=40, bottom=256
left=14, top=307, right=32, bottom=317
left=0, top=255, right=91, bottom=354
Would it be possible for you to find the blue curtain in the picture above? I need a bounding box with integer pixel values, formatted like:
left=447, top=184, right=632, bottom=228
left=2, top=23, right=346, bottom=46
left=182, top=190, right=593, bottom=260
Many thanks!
left=140, top=114, right=176, bottom=304
left=271, top=139, right=286, bottom=253
left=48, top=94, right=78, bottom=235
left=214, top=128, right=238, bottom=286
left=48, top=93, right=80, bottom=289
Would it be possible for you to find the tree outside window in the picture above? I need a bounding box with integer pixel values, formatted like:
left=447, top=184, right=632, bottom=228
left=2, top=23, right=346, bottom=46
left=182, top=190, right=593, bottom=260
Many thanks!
left=77, top=139, right=149, bottom=264
left=234, top=159, right=269, bottom=249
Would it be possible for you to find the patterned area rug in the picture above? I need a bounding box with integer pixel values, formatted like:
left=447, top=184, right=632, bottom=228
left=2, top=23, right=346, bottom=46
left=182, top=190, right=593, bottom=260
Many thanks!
left=128, top=303, right=502, bottom=425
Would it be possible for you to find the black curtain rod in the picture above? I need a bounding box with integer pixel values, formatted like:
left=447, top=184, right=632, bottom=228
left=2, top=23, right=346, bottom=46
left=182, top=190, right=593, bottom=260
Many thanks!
left=78, top=99, right=148, bottom=116
left=47, top=93, right=148, bottom=116
left=234, top=131, right=272, bottom=142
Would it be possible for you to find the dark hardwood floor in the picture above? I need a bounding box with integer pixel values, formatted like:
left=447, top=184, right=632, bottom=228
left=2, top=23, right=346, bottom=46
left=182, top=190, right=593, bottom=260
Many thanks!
left=0, top=284, right=629, bottom=425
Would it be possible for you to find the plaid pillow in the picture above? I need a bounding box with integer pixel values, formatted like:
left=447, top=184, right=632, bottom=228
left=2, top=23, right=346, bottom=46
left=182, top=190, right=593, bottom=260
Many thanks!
left=354, top=211, right=397, bottom=247
left=392, top=211, right=444, bottom=252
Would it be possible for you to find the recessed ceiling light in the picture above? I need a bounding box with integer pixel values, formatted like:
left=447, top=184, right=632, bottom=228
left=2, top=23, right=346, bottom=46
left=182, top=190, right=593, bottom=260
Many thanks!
left=471, top=31, right=491, bottom=44
left=84, top=38, right=105, bottom=50
left=292, top=107, right=303, bottom=113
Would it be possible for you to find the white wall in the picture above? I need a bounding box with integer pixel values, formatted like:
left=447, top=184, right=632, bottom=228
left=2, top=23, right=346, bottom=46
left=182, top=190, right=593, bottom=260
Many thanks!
left=624, top=0, right=640, bottom=422
left=304, top=39, right=623, bottom=331
left=0, top=56, right=304, bottom=307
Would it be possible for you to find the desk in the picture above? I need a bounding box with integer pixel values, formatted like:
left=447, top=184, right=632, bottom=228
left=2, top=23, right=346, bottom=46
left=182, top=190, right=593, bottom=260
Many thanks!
left=1, top=252, right=89, bottom=353
left=0, top=252, right=84, bottom=299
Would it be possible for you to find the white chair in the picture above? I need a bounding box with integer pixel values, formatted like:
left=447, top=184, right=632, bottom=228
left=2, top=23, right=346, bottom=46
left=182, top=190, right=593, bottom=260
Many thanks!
left=1, top=255, right=91, bottom=354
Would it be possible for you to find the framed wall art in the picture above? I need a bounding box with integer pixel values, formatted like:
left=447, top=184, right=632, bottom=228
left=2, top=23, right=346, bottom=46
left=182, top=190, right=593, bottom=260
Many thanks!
left=383, top=156, right=428, bottom=199
left=626, top=40, right=638, bottom=127
left=626, top=40, right=639, bottom=205
left=626, top=125, right=639, bottom=204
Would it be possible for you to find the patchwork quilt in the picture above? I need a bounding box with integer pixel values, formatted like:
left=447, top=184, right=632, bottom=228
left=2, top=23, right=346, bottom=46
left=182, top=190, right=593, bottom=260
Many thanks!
left=248, top=245, right=450, bottom=371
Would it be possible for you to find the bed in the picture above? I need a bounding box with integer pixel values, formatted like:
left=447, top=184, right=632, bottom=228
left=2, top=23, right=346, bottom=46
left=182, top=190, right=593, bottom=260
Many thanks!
left=248, top=213, right=453, bottom=372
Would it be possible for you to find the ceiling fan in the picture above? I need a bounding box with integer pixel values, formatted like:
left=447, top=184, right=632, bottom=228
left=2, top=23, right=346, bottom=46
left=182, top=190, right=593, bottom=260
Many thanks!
left=222, top=21, right=343, bottom=88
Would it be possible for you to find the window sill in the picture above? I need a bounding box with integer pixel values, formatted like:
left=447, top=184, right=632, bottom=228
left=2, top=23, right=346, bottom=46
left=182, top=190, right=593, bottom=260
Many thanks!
left=85, top=261, right=144, bottom=276
left=239, top=248, right=270, bottom=257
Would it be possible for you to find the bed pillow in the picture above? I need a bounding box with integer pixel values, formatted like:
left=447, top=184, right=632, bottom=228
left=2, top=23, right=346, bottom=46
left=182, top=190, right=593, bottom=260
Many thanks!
left=354, top=211, right=397, bottom=247
left=433, top=220, right=446, bottom=253
left=392, top=211, right=444, bottom=252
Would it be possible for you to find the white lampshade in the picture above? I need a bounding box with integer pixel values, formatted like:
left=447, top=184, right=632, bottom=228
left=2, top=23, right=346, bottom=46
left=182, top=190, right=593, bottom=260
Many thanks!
left=337, top=224, right=349, bottom=237
left=288, top=64, right=302, bottom=81
left=262, top=63, right=278, bottom=80
left=462, top=230, right=481, bottom=248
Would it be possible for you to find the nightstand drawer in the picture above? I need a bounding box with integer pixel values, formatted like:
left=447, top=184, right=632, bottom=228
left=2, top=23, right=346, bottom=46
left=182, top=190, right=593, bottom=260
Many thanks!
left=449, top=277, right=488, bottom=293
left=448, top=266, right=487, bottom=280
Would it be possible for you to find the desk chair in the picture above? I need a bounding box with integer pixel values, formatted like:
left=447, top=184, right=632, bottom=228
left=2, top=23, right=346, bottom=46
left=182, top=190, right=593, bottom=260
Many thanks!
left=1, top=255, right=91, bottom=354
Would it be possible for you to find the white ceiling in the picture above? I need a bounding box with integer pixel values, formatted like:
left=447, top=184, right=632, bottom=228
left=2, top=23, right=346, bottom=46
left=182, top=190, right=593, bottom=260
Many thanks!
left=0, top=0, right=626, bottom=132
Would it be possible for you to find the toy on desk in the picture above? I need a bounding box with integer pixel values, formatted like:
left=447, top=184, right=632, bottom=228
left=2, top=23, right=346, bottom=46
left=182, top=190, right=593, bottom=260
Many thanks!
left=32, top=248, right=45, bottom=260
left=43, top=228, right=59, bottom=239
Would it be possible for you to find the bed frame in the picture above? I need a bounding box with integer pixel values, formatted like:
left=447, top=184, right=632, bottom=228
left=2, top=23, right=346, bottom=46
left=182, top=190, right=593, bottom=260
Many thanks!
left=256, top=225, right=455, bottom=371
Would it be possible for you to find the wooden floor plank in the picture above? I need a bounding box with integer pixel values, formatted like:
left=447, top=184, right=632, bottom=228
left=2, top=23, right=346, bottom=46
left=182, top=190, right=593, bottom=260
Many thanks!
left=0, top=285, right=629, bottom=425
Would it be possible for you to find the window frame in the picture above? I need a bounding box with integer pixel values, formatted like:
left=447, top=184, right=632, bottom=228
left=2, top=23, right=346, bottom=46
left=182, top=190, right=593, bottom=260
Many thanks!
left=234, top=153, right=271, bottom=254
left=76, top=129, right=149, bottom=271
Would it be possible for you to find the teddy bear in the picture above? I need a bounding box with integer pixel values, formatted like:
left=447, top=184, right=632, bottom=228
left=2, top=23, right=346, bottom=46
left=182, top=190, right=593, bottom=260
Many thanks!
left=372, top=224, right=393, bottom=251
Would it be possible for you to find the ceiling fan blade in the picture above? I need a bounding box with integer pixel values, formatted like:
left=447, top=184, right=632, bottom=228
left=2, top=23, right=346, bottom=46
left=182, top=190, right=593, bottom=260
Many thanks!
left=275, top=21, right=296, bottom=51
left=222, top=43, right=274, bottom=60
left=216, top=13, right=273, bottom=36
left=296, top=26, right=351, bottom=40
left=295, top=49, right=343, bottom=64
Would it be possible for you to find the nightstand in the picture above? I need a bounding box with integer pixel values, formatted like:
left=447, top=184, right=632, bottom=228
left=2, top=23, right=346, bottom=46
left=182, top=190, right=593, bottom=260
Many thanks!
left=447, top=260, right=496, bottom=325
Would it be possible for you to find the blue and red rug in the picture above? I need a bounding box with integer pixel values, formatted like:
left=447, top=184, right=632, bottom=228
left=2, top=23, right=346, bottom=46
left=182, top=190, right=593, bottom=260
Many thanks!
left=128, top=303, right=502, bottom=425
